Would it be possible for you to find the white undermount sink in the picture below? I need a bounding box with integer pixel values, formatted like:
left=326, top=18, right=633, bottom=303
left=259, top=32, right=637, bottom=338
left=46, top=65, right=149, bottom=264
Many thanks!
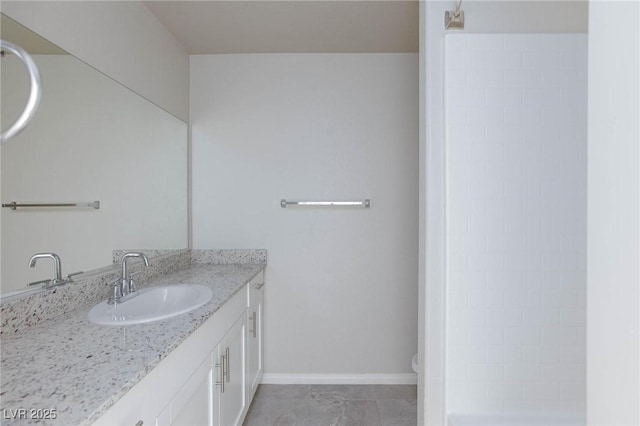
left=88, top=284, right=213, bottom=326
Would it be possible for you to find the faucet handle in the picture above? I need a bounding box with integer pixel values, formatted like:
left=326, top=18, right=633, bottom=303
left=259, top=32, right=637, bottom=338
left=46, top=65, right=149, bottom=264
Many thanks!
left=107, top=278, right=123, bottom=304
left=128, top=271, right=143, bottom=293
left=27, top=278, right=52, bottom=288
left=58, top=271, right=83, bottom=284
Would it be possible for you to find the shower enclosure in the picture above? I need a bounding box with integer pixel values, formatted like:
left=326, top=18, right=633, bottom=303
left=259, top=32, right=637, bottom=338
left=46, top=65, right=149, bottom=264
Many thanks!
left=418, top=1, right=587, bottom=426
left=443, top=33, right=587, bottom=423
left=418, top=0, right=639, bottom=426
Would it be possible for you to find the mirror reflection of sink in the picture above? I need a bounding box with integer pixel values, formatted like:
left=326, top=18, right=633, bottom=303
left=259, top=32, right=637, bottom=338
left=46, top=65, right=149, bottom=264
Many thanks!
left=88, top=284, right=213, bottom=326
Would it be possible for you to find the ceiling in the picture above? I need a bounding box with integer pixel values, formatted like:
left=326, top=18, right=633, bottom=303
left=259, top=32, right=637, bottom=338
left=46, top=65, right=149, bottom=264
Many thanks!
left=144, top=1, right=419, bottom=54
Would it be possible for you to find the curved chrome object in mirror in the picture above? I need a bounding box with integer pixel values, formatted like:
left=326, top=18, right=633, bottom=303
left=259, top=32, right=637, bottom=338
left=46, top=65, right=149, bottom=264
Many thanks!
left=0, top=40, right=42, bottom=143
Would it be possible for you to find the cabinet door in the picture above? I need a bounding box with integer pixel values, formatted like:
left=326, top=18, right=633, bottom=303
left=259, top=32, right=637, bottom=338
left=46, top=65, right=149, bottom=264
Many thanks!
left=160, top=354, right=213, bottom=426
left=246, top=284, right=263, bottom=400
left=218, top=315, right=246, bottom=426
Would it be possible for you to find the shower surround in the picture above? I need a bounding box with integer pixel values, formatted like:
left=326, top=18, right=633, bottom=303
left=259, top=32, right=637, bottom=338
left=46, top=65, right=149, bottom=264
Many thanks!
left=444, top=34, right=587, bottom=417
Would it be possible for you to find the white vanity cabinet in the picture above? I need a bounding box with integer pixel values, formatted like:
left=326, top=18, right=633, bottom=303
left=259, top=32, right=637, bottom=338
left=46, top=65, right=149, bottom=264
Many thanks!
left=216, top=315, right=247, bottom=426
left=246, top=281, right=264, bottom=401
left=92, top=270, right=264, bottom=426
left=156, top=354, right=214, bottom=426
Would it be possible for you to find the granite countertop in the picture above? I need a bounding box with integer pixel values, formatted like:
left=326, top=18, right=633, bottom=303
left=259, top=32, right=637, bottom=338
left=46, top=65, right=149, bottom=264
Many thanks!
left=0, top=262, right=265, bottom=426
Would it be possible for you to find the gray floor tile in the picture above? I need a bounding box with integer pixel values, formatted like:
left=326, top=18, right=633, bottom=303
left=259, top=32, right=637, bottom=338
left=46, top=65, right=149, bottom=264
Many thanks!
left=255, top=384, right=312, bottom=400
left=243, top=397, right=297, bottom=426
left=294, top=399, right=381, bottom=426
left=310, top=385, right=377, bottom=402
left=373, top=385, right=417, bottom=400
left=244, top=384, right=415, bottom=426
left=377, top=399, right=417, bottom=426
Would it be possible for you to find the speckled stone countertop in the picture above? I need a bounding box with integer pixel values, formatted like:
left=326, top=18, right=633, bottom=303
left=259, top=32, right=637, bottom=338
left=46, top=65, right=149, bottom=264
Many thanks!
left=0, top=262, right=265, bottom=426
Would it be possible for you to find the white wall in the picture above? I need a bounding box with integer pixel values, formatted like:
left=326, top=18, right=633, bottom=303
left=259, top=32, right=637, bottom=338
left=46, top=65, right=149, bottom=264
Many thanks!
left=0, top=1, right=189, bottom=121
left=445, top=34, right=587, bottom=415
left=587, top=2, right=640, bottom=425
left=191, top=53, right=418, bottom=380
left=1, top=55, right=188, bottom=293
left=459, top=1, right=587, bottom=34
left=421, top=2, right=588, bottom=424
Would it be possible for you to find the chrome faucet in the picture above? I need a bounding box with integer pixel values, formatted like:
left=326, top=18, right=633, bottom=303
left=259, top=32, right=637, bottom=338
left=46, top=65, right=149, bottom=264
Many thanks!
left=28, top=253, right=81, bottom=288
left=109, top=252, right=150, bottom=304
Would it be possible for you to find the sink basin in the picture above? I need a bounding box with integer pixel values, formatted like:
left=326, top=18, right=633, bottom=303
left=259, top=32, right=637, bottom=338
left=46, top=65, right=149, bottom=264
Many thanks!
left=88, top=284, right=213, bottom=326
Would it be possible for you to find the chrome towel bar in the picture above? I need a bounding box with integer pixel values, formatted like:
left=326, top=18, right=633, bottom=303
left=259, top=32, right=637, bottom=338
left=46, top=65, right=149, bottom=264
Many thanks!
left=2, top=201, right=100, bottom=210
left=280, top=199, right=370, bottom=208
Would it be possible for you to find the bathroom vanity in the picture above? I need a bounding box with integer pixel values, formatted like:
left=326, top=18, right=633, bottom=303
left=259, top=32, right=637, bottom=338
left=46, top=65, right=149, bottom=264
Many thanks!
left=0, top=251, right=265, bottom=426
left=0, top=10, right=268, bottom=426
left=94, top=269, right=264, bottom=426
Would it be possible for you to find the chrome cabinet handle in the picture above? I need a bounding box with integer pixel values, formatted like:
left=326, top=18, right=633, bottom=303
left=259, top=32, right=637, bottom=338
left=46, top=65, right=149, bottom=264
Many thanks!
left=224, top=348, right=230, bottom=383
left=135, top=421, right=143, bottom=426
left=215, top=356, right=225, bottom=393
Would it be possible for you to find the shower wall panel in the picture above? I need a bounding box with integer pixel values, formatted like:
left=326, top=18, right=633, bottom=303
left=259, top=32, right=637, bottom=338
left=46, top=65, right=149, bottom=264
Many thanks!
left=445, top=34, right=587, bottom=415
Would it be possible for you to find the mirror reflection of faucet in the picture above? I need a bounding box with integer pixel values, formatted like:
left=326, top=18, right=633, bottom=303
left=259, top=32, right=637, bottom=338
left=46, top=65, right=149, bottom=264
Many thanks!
left=27, top=252, right=82, bottom=288
left=108, top=252, right=150, bottom=305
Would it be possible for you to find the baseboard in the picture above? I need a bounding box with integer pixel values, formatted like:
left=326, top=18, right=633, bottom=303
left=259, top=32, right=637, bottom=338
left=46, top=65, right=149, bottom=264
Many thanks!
left=261, top=373, right=417, bottom=385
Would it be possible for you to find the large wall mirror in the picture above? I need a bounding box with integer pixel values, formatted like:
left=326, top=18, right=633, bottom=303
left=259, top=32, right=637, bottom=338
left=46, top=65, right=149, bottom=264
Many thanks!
left=1, top=14, right=188, bottom=296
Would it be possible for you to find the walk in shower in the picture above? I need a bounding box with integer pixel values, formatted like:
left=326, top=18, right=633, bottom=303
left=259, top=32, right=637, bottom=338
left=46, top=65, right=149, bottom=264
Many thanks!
left=443, top=33, right=587, bottom=424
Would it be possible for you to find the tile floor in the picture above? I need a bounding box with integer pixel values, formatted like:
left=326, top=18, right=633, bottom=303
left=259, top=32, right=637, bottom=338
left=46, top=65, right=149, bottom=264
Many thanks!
left=243, top=384, right=417, bottom=426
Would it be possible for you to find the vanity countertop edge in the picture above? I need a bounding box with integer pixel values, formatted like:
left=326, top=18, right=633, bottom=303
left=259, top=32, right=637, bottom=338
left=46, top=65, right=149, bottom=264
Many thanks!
left=0, top=261, right=266, bottom=426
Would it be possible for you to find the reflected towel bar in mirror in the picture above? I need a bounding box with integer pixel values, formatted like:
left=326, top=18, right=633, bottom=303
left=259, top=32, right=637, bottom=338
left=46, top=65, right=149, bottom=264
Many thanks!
left=2, top=201, right=100, bottom=210
left=280, top=199, right=370, bottom=208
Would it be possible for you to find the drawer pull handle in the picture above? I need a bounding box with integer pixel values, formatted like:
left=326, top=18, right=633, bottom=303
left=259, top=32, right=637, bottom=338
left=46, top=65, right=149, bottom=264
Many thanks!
left=224, top=348, right=230, bottom=383
left=135, top=421, right=143, bottom=426
left=215, top=356, right=225, bottom=393
left=251, top=312, right=257, bottom=338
